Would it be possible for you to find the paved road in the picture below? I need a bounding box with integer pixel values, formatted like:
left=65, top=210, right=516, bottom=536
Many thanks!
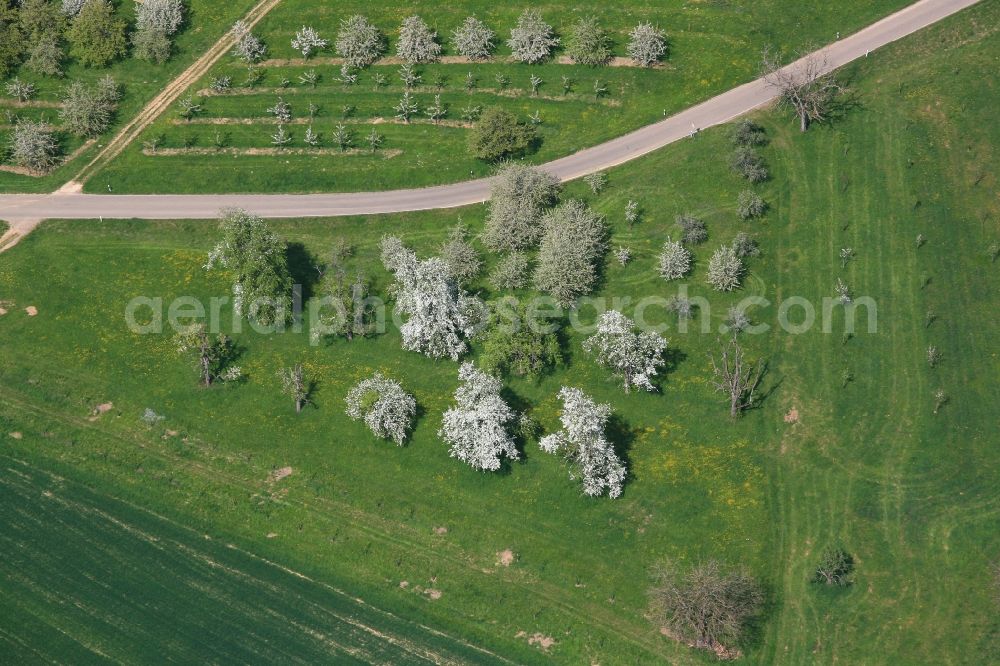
left=0, top=0, right=979, bottom=226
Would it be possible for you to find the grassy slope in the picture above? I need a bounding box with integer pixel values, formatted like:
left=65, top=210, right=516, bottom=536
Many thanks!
left=90, top=0, right=910, bottom=193
left=0, top=0, right=260, bottom=194
left=1, top=2, right=998, bottom=662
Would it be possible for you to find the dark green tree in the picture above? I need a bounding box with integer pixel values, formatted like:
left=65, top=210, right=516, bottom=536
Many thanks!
left=468, top=107, right=536, bottom=162
left=68, top=0, right=126, bottom=67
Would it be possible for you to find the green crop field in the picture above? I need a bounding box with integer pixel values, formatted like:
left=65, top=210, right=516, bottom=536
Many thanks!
left=0, top=454, right=514, bottom=664
left=1, top=1, right=998, bottom=663
left=89, top=0, right=911, bottom=194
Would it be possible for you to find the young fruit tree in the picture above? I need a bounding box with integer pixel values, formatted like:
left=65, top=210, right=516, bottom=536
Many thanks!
left=764, top=49, right=846, bottom=132
left=205, top=209, right=292, bottom=326
left=396, top=15, right=441, bottom=64
left=8, top=119, right=61, bottom=173
left=291, top=25, right=328, bottom=58
left=566, top=16, right=611, bottom=66
left=231, top=20, right=266, bottom=63
left=468, top=106, right=536, bottom=162
left=5, top=79, right=36, bottom=103
left=345, top=372, right=416, bottom=445
left=709, top=336, right=765, bottom=417
left=452, top=16, right=495, bottom=60
left=335, top=15, right=384, bottom=68
left=482, top=163, right=560, bottom=251
left=277, top=363, right=311, bottom=413
left=583, top=310, right=667, bottom=392
left=648, top=559, right=764, bottom=654
left=539, top=387, right=626, bottom=498
left=533, top=200, right=609, bottom=307
left=507, top=9, right=559, bottom=64
left=657, top=237, right=692, bottom=281
left=175, top=324, right=240, bottom=387
left=627, top=23, right=667, bottom=67
left=380, top=235, right=483, bottom=360
left=439, top=362, right=520, bottom=472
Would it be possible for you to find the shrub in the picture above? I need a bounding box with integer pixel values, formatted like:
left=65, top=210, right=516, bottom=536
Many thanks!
left=731, top=119, right=768, bottom=147
left=479, top=303, right=561, bottom=377
left=676, top=214, right=707, bottom=245
left=737, top=189, right=767, bottom=220
left=811, top=548, right=855, bottom=587
left=730, top=146, right=769, bottom=183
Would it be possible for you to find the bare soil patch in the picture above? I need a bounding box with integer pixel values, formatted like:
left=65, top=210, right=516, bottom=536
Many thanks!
left=268, top=466, right=293, bottom=483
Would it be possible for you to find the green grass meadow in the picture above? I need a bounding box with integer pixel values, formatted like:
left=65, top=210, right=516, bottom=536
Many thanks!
left=1, top=2, right=999, bottom=662
left=91, top=0, right=911, bottom=193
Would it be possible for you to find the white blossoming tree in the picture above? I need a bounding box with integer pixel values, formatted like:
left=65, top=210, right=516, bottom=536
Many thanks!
left=439, top=363, right=519, bottom=471
left=231, top=20, right=266, bottom=63
left=452, top=16, right=495, bottom=60
left=507, top=10, right=559, bottom=64
left=540, top=387, right=626, bottom=498
left=397, top=15, right=441, bottom=64
left=657, top=237, right=692, bottom=281
left=380, top=236, right=483, bottom=360
left=627, top=23, right=667, bottom=67
left=8, top=120, right=60, bottom=173
left=345, top=372, right=417, bottom=445
left=583, top=310, right=667, bottom=392
left=291, top=26, right=328, bottom=58
left=62, top=0, right=85, bottom=16
left=336, top=15, right=384, bottom=68
left=135, top=0, right=183, bottom=35
left=706, top=244, right=744, bottom=292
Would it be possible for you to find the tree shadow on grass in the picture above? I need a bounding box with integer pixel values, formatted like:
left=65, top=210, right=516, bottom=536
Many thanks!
left=606, top=413, right=638, bottom=495
left=286, top=241, right=321, bottom=302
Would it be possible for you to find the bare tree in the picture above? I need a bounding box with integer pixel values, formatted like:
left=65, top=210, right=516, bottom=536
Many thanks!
left=763, top=49, right=845, bottom=132
left=710, top=336, right=764, bottom=417
left=648, top=559, right=764, bottom=655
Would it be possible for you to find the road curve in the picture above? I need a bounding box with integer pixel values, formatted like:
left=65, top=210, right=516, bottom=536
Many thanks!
left=0, top=0, right=979, bottom=225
